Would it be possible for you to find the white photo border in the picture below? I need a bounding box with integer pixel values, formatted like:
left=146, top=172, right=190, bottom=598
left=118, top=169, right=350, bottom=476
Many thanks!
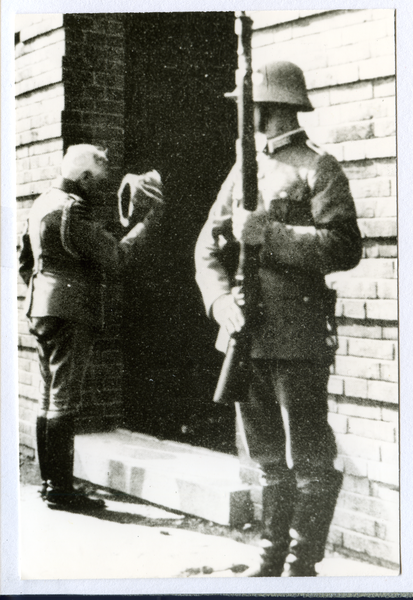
left=2, top=0, right=411, bottom=594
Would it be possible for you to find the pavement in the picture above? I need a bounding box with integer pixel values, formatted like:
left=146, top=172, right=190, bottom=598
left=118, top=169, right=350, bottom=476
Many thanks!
left=19, top=463, right=399, bottom=580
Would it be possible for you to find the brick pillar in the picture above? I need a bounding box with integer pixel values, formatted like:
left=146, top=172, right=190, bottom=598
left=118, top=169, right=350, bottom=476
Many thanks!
left=61, top=14, right=127, bottom=432
left=62, top=13, right=126, bottom=213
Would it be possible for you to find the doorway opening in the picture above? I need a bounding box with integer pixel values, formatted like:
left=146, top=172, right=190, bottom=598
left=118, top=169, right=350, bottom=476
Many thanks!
left=121, top=13, right=238, bottom=453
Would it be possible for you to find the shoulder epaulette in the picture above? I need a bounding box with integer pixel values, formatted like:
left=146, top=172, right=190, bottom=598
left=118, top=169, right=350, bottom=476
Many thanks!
left=306, top=139, right=326, bottom=156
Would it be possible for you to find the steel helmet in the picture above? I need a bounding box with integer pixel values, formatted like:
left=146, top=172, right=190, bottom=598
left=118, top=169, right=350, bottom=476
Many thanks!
left=226, top=60, right=314, bottom=112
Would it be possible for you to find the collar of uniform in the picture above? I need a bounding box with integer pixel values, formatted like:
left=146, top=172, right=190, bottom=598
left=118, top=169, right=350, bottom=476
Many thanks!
left=52, top=177, right=84, bottom=198
left=266, top=128, right=307, bottom=154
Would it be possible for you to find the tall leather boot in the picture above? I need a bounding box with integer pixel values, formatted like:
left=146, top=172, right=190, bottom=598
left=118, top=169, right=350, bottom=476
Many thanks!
left=36, top=416, right=49, bottom=499
left=282, top=470, right=343, bottom=577
left=252, top=475, right=296, bottom=577
left=45, top=416, right=105, bottom=511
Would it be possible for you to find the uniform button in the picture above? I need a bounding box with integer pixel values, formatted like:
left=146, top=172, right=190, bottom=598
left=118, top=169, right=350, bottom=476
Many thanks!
left=67, top=284, right=71, bottom=287
left=279, top=191, right=288, bottom=199
left=303, top=296, right=310, bottom=303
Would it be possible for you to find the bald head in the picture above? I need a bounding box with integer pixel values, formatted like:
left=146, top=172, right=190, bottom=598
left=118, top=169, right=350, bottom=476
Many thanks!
left=61, top=145, right=108, bottom=199
left=61, top=144, right=108, bottom=182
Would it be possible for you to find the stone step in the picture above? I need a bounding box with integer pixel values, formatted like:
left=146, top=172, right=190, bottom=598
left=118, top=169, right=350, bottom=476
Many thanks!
left=74, top=429, right=252, bottom=527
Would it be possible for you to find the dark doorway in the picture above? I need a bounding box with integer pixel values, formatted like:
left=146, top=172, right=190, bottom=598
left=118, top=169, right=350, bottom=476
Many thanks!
left=121, top=13, right=238, bottom=453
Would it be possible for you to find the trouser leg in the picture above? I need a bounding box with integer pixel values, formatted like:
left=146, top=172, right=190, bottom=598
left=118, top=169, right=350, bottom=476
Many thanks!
left=44, top=320, right=94, bottom=500
left=30, top=318, right=104, bottom=509
left=30, top=317, right=64, bottom=496
left=238, top=359, right=341, bottom=577
left=45, top=319, right=95, bottom=419
left=270, top=360, right=341, bottom=576
left=237, top=361, right=294, bottom=576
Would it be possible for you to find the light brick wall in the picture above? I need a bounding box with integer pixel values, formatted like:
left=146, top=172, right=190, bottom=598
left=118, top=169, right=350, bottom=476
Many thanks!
left=16, top=15, right=66, bottom=459
left=245, top=9, right=399, bottom=569
left=16, top=14, right=127, bottom=457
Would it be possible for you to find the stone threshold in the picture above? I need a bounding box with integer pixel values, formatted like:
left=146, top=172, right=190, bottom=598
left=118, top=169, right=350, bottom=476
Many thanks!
left=74, top=428, right=253, bottom=527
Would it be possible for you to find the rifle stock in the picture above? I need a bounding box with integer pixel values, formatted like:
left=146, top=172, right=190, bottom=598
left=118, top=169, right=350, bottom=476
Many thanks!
left=213, top=334, right=250, bottom=404
left=213, top=11, right=258, bottom=405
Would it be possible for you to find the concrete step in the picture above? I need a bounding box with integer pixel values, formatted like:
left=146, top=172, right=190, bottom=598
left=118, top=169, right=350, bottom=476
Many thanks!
left=74, top=429, right=252, bottom=527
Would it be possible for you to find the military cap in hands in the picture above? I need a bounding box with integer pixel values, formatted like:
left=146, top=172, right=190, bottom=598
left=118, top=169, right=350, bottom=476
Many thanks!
left=118, top=170, right=164, bottom=227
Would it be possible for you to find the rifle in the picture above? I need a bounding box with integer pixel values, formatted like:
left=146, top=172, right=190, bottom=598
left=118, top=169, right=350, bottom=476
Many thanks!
left=213, top=12, right=259, bottom=405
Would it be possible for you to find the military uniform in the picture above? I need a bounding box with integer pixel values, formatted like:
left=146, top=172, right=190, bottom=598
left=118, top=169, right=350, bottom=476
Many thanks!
left=19, top=175, right=162, bottom=507
left=195, top=128, right=362, bottom=575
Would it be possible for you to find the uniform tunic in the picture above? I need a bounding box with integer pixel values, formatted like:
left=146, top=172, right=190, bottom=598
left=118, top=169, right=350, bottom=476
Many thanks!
left=19, top=177, right=160, bottom=417
left=195, top=129, right=362, bottom=479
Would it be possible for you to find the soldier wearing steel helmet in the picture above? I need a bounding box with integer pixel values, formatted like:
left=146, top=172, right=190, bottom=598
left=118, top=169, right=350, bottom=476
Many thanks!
left=195, top=61, right=362, bottom=576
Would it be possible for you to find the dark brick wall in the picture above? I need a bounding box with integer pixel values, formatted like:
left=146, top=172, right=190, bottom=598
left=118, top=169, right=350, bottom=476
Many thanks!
left=62, top=14, right=127, bottom=431
left=63, top=15, right=126, bottom=187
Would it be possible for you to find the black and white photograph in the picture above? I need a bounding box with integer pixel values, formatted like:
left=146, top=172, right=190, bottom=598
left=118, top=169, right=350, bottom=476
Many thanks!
left=3, top=2, right=410, bottom=594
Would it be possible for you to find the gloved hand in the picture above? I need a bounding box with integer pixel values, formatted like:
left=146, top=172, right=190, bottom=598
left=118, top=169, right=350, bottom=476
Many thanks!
left=232, top=206, right=268, bottom=245
left=212, top=288, right=245, bottom=336
left=118, top=170, right=163, bottom=227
